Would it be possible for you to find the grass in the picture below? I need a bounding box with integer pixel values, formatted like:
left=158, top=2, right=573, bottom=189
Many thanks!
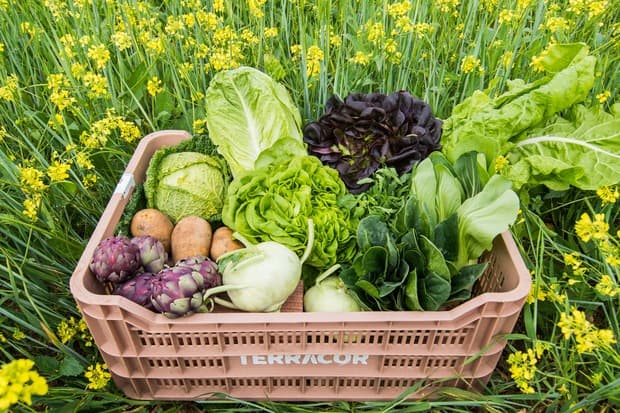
left=0, top=0, right=619, bottom=411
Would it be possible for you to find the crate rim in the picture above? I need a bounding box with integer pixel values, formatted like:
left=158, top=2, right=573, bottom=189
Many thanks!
left=70, top=130, right=532, bottom=326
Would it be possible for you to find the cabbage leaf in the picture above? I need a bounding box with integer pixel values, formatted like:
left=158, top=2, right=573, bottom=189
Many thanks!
left=205, top=66, right=306, bottom=177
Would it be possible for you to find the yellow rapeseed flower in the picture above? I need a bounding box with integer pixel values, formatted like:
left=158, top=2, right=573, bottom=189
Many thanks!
left=56, top=317, right=78, bottom=343
left=248, top=0, right=266, bottom=18
left=50, top=89, right=76, bottom=111
left=594, top=274, right=620, bottom=297
left=19, top=166, right=47, bottom=193
left=147, top=76, right=163, bottom=97
left=47, top=73, right=69, bottom=90
left=494, top=155, right=510, bottom=172
left=0, top=359, right=48, bottom=410
left=213, top=0, right=224, bottom=12
left=0, top=73, right=19, bottom=102
left=507, top=349, right=537, bottom=394
left=542, top=16, right=570, bottom=32
left=264, top=27, right=278, bottom=38
left=84, top=363, right=112, bottom=389
left=387, top=1, right=411, bottom=18
left=47, top=160, right=71, bottom=182
left=349, top=51, right=372, bottom=66
left=596, top=90, right=611, bottom=104
left=558, top=307, right=617, bottom=353
left=499, top=9, right=519, bottom=25
left=111, top=31, right=132, bottom=51
left=460, top=55, right=482, bottom=74
left=82, top=72, right=109, bottom=98
left=306, top=45, right=324, bottom=78
left=83, top=173, right=98, bottom=189
left=22, top=195, right=41, bottom=221
left=597, top=185, right=619, bottom=205
left=575, top=212, right=609, bottom=243
left=87, top=44, right=111, bottom=70
left=366, top=21, right=385, bottom=45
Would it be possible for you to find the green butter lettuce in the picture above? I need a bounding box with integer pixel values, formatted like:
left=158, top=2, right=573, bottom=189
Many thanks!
left=442, top=43, right=596, bottom=167
left=222, top=155, right=357, bottom=268
left=504, top=104, right=620, bottom=190
left=205, top=66, right=307, bottom=177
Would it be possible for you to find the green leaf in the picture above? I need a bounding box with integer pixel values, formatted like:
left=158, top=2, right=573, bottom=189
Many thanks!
left=420, top=236, right=450, bottom=281
left=357, top=215, right=391, bottom=250
left=34, top=355, right=59, bottom=375
left=418, top=272, right=452, bottom=310
left=356, top=279, right=380, bottom=298
left=433, top=213, right=459, bottom=263
left=59, top=355, right=84, bottom=377
left=405, top=269, right=423, bottom=310
left=449, top=262, right=488, bottom=303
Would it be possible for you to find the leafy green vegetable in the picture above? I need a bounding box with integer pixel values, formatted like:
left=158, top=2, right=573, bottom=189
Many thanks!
left=222, top=155, right=357, bottom=269
left=442, top=43, right=596, bottom=168
left=205, top=66, right=307, bottom=177
left=504, top=104, right=620, bottom=191
left=144, top=151, right=228, bottom=224
left=342, top=152, right=519, bottom=311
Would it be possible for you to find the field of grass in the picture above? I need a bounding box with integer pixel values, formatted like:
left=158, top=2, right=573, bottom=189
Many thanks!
left=0, top=0, right=619, bottom=412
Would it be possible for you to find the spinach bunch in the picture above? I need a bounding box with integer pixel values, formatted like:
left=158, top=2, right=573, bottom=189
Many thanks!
left=342, top=152, right=519, bottom=311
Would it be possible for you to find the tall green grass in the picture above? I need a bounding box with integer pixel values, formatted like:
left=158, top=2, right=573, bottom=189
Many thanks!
left=0, top=0, right=618, bottom=411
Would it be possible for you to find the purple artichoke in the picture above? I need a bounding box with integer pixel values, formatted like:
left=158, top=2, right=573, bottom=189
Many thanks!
left=130, top=235, right=168, bottom=273
left=89, top=236, right=141, bottom=283
left=151, top=265, right=206, bottom=318
left=175, top=256, right=221, bottom=290
left=113, top=272, right=155, bottom=310
left=303, top=91, right=442, bottom=193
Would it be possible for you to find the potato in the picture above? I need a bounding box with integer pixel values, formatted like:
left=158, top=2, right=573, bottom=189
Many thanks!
left=130, top=208, right=174, bottom=252
left=210, top=226, right=244, bottom=261
left=170, top=215, right=212, bottom=263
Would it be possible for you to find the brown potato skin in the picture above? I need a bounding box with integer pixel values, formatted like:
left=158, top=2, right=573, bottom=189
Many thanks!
left=210, top=226, right=244, bottom=261
left=170, top=216, right=213, bottom=263
left=130, top=208, right=174, bottom=252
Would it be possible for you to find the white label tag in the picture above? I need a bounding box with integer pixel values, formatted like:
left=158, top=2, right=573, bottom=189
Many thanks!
left=113, top=173, right=135, bottom=199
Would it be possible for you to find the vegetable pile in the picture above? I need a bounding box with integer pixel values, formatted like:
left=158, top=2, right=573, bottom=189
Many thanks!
left=92, top=46, right=614, bottom=318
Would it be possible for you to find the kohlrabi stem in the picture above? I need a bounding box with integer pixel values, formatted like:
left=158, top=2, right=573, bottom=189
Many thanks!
left=315, top=263, right=341, bottom=285
left=300, top=218, right=315, bottom=265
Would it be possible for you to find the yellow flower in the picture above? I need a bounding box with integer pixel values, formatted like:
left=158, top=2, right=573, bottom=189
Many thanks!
left=597, top=185, right=619, bottom=205
left=50, top=89, right=76, bottom=111
left=111, top=31, right=132, bottom=51
left=83, top=173, right=98, bottom=189
left=0, top=73, right=19, bottom=102
left=23, top=195, right=41, bottom=221
left=264, top=27, right=278, bottom=38
left=596, top=90, right=611, bottom=104
left=387, top=1, right=412, bottom=18
left=74, top=152, right=94, bottom=170
left=47, top=160, right=71, bottom=182
left=306, top=45, right=324, bottom=78
left=87, top=44, right=111, bottom=70
left=558, top=307, right=617, bottom=353
left=82, top=72, right=109, bottom=98
left=499, top=9, right=519, bottom=25
left=507, top=349, right=537, bottom=394
left=574, top=212, right=609, bottom=243
left=248, top=0, right=266, bottom=18
left=213, top=0, right=224, bottom=12
left=147, top=76, right=163, bottom=97
left=542, top=16, right=570, bottom=32
left=117, top=120, right=141, bottom=143
left=56, top=317, right=78, bottom=343
left=501, top=51, right=514, bottom=69
left=84, top=363, right=112, bottom=389
left=0, top=359, right=48, bottom=410
left=349, top=51, right=373, bottom=66
left=460, top=55, right=482, bottom=74
left=47, top=73, right=69, bottom=90
left=290, top=44, right=302, bottom=61
left=19, top=166, right=47, bottom=193
left=494, top=155, right=510, bottom=172
left=594, top=274, right=620, bottom=297
left=366, top=21, right=385, bottom=45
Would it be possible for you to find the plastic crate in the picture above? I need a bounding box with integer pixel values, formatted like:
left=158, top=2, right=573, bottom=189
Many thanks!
left=70, top=130, right=532, bottom=401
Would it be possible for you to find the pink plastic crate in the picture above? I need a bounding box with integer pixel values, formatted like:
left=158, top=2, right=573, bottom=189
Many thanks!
left=70, top=130, right=531, bottom=401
